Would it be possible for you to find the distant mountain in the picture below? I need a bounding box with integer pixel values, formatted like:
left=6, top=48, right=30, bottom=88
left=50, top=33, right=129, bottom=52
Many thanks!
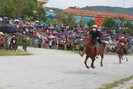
left=81, top=6, right=133, bottom=16
left=46, top=7, right=62, bottom=12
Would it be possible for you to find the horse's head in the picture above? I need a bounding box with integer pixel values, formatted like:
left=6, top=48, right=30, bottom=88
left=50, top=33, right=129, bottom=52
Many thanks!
left=83, top=34, right=93, bottom=45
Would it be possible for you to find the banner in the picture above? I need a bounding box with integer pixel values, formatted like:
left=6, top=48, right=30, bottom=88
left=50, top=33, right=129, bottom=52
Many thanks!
left=95, top=18, right=104, bottom=28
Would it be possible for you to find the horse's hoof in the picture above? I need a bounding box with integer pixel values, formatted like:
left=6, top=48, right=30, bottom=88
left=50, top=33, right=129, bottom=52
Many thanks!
left=91, top=66, right=95, bottom=69
left=85, top=65, right=90, bottom=69
left=86, top=66, right=90, bottom=69
left=126, top=59, right=128, bottom=61
left=100, top=63, right=103, bottom=67
left=101, top=65, right=103, bottom=67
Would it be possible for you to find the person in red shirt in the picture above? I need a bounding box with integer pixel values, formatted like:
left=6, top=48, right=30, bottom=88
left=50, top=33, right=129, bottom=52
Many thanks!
left=117, top=37, right=128, bottom=46
left=0, top=35, right=3, bottom=48
left=117, top=37, right=128, bottom=54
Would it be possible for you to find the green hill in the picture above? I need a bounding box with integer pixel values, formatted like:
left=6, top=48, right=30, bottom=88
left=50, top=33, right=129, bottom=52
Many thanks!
left=81, top=6, right=133, bottom=15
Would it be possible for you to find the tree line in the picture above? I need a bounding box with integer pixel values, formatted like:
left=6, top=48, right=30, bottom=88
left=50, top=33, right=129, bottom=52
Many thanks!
left=0, top=0, right=46, bottom=20
left=81, top=6, right=133, bottom=16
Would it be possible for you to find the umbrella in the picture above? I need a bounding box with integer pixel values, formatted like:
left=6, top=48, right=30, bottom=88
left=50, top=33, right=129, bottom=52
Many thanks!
left=53, top=31, right=58, bottom=34
left=48, top=26, right=54, bottom=29
left=74, top=34, right=81, bottom=38
left=54, top=27, right=58, bottom=31
left=46, top=13, right=56, bottom=19
left=68, top=35, right=74, bottom=39
left=14, top=19, right=20, bottom=22
left=35, top=20, right=39, bottom=23
left=46, top=15, right=55, bottom=19
left=3, top=17, right=8, bottom=19
left=48, top=34, right=55, bottom=39
left=0, top=25, right=18, bottom=33
left=0, top=32, right=4, bottom=35
left=60, top=35, right=66, bottom=39
left=80, top=39, right=84, bottom=41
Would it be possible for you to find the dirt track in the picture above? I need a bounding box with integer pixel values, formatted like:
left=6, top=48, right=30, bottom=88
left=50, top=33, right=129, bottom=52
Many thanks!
left=0, top=47, right=133, bottom=89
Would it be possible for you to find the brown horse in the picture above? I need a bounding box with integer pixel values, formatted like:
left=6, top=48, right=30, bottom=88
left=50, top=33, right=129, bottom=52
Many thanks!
left=116, top=44, right=128, bottom=64
left=81, top=34, right=106, bottom=69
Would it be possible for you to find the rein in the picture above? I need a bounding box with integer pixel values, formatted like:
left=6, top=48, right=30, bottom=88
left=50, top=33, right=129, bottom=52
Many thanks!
left=86, top=44, right=95, bottom=49
left=84, top=35, right=95, bottom=49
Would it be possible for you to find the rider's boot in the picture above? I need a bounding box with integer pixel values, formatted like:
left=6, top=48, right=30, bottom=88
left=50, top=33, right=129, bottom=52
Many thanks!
left=96, top=48, right=99, bottom=58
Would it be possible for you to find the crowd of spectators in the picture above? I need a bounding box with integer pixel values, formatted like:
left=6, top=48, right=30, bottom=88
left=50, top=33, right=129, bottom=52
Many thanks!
left=0, top=17, right=133, bottom=54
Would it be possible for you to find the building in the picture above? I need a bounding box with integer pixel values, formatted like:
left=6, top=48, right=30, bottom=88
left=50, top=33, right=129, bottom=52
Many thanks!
left=62, top=8, right=133, bottom=28
left=37, top=0, right=49, bottom=6
left=63, top=8, right=133, bottom=21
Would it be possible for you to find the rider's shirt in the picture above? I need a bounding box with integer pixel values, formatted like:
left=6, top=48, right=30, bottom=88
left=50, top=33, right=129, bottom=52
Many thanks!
left=118, top=40, right=128, bottom=46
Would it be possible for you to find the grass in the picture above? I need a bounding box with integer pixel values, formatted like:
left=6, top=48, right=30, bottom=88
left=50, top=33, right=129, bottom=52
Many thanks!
left=99, top=75, right=133, bottom=89
left=130, top=85, right=133, bottom=89
left=0, top=49, right=32, bottom=56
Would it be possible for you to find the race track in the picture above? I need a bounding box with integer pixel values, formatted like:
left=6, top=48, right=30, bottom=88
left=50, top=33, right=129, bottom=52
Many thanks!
left=0, top=47, right=133, bottom=89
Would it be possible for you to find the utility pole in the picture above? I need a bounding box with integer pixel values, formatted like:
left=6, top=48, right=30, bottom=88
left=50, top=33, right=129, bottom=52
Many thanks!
left=123, top=0, right=125, bottom=30
left=123, top=0, right=125, bottom=7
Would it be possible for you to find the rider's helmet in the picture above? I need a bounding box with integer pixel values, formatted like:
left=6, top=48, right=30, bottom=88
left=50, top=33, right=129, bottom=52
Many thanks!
left=120, top=37, right=125, bottom=41
left=92, top=25, right=98, bottom=28
left=92, top=25, right=97, bottom=31
left=12, top=35, right=15, bottom=38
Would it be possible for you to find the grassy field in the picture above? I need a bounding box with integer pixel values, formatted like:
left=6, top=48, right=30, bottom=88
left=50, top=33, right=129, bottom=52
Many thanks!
left=99, top=75, right=133, bottom=89
left=130, top=85, right=133, bottom=89
left=0, top=49, right=32, bottom=56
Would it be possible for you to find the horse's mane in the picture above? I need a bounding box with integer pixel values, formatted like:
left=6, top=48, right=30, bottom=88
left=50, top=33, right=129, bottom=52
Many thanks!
left=88, top=34, right=94, bottom=45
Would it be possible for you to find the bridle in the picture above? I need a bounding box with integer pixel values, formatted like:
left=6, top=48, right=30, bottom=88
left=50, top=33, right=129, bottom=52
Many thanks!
left=84, top=35, right=95, bottom=49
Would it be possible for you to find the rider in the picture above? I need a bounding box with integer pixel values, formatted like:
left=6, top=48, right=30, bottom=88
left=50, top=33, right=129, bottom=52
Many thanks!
left=90, top=25, right=102, bottom=58
left=80, top=25, right=102, bottom=57
left=117, top=37, right=128, bottom=54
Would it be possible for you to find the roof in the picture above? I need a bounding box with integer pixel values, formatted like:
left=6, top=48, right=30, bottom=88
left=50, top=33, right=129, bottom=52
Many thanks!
left=62, top=8, right=133, bottom=20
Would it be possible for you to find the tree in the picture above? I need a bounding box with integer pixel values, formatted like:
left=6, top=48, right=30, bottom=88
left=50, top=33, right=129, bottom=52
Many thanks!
left=56, top=12, right=77, bottom=27
left=87, top=19, right=94, bottom=28
left=102, top=18, right=116, bottom=30
left=12, top=0, right=37, bottom=18
left=0, top=0, right=38, bottom=18
left=125, top=21, right=133, bottom=32
left=36, top=6, right=46, bottom=21
left=0, top=0, right=15, bottom=18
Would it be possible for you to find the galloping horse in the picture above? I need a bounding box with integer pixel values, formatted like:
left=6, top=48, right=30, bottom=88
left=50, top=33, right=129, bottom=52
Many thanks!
left=81, top=34, right=106, bottom=69
left=116, top=44, right=128, bottom=64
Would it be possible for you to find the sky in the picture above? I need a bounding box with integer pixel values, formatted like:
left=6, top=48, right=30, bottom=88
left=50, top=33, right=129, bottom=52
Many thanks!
left=46, top=0, right=133, bottom=9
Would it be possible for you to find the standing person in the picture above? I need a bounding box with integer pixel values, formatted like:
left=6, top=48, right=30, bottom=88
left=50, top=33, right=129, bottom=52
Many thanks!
left=38, top=38, right=42, bottom=48
left=11, top=35, right=17, bottom=51
left=0, top=35, right=3, bottom=48
left=15, top=35, right=19, bottom=50
left=22, top=35, right=28, bottom=51
left=49, top=40, right=52, bottom=49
